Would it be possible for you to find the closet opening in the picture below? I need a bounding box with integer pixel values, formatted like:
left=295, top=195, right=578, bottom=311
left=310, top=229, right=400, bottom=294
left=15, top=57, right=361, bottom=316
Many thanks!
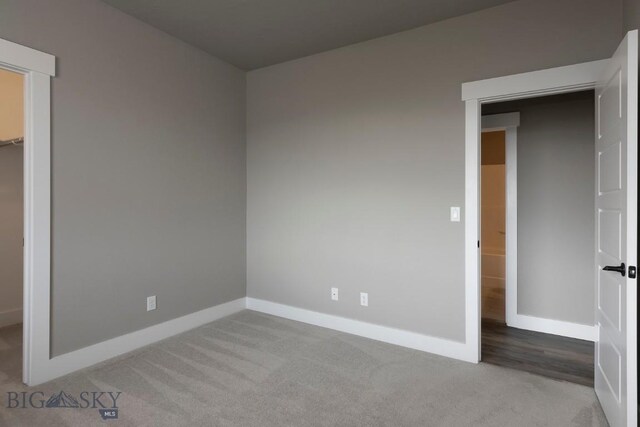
left=0, top=67, right=25, bottom=383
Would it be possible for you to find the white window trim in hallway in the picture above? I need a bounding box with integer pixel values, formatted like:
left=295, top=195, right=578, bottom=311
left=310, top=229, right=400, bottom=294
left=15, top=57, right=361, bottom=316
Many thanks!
left=0, top=37, right=55, bottom=386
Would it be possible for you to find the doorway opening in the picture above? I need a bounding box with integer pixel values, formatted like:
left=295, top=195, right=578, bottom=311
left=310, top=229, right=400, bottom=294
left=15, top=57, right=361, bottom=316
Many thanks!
left=0, top=37, right=55, bottom=386
left=479, top=91, right=597, bottom=386
left=464, top=34, right=638, bottom=426
left=0, top=67, right=24, bottom=383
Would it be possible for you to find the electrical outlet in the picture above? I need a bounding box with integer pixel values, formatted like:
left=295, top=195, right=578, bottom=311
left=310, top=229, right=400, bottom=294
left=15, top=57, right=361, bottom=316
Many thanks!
left=360, top=292, right=368, bottom=307
left=331, top=287, right=339, bottom=301
left=147, top=295, right=157, bottom=311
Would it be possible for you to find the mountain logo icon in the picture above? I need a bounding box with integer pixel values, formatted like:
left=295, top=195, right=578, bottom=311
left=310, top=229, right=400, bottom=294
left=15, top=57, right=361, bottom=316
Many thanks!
left=45, top=391, right=80, bottom=408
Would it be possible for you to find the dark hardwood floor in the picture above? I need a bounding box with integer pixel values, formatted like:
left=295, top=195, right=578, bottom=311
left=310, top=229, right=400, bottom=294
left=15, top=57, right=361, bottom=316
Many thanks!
left=481, top=319, right=594, bottom=387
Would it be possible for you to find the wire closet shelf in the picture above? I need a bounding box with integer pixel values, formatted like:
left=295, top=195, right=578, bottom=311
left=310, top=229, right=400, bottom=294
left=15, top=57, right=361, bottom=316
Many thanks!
left=0, top=137, right=24, bottom=149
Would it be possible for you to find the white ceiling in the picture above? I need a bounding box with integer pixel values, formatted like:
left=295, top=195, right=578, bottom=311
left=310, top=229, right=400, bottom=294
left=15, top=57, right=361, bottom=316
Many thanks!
left=101, top=0, right=517, bottom=70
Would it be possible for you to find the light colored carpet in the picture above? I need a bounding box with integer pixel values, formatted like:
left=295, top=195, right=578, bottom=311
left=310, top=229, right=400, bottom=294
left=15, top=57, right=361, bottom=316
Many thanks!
left=0, top=310, right=607, bottom=426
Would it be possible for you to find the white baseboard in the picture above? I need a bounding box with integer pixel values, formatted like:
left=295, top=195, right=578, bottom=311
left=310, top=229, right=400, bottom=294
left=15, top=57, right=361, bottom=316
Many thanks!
left=508, top=314, right=597, bottom=341
left=0, top=308, right=22, bottom=328
left=30, top=297, right=246, bottom=385
left=35, top=297, right=595, bottom=386
left=246, top=298, right=475, bottom=363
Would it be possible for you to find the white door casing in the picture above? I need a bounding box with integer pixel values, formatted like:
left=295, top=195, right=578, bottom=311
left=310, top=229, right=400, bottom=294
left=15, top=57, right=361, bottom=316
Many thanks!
left=463, top=59, right=608, bottom=363
left=594, top=30, right=638, bottom=427
left=0, top=37, right=54, bottom=386
left=463, top=31, right=638, bottom=427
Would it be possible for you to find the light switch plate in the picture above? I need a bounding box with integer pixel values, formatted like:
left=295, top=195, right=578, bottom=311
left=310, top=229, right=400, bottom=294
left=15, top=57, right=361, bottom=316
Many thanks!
left=450, top=207, right=461, bottom=222
left=331, top=287, right=339, bottom=301
left=147, top=295, right=157, bottom=311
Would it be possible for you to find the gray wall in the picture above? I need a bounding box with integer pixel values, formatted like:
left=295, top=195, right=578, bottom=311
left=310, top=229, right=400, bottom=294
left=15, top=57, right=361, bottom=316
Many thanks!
left=484, top=91, right=596, bottom=326
left=247, top=0, right=621, bottom=341
left=624, top=0, right=640, bottom=32
left=0, top=0, right=247, bottom=356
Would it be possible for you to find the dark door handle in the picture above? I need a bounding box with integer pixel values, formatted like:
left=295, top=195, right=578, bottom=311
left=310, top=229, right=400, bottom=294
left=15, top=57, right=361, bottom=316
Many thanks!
left=603, top=263, right=626, bottom=277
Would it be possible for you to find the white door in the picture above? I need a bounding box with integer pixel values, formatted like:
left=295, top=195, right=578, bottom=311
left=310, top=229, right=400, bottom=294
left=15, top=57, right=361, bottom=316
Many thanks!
left=595, top=30, right=638, bottom=427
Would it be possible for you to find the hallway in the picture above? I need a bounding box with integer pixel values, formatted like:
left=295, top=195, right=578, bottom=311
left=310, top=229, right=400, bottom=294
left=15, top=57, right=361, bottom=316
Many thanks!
left=481, top=319, right=594, bottom=387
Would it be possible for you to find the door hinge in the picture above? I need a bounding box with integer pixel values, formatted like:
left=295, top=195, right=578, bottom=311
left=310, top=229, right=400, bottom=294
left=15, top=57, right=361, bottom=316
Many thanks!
left=477, top=240, right=480, bottom=248
left=629, top=266, right=637, bottom=279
